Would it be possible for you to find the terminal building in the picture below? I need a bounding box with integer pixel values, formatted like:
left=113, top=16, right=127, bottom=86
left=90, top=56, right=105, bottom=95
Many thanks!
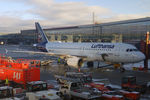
left=20, top=17, right=150, bottom=46
left=0, top=33, right=20, bottom=45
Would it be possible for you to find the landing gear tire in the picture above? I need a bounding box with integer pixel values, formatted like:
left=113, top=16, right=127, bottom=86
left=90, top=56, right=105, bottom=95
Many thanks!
left=120, top=67, right=125, bottom=72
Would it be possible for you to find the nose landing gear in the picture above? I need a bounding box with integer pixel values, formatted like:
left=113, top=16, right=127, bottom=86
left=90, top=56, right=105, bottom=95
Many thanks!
left=120, top=67, right=125, bottom=72
left=113, top=63, right=125, bottom=72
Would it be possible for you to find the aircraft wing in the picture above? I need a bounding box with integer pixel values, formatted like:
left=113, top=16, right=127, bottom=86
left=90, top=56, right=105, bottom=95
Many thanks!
left=12, top=50, right=68, bottom=57
left=12, top=50, right=52, bottom=55
left=11, top=50, right=87, bottom=59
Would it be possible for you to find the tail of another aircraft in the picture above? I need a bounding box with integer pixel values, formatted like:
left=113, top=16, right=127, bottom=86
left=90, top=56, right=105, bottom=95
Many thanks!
left=34, top=22, right=48, bottom=52
left=35, top=22, right=49, bottom=43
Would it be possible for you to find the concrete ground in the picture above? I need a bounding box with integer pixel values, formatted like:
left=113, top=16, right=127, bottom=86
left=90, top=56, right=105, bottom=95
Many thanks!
left=0, top=45, right=150, bottom=99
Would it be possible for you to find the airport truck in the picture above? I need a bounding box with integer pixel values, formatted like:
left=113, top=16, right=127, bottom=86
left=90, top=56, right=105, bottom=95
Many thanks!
left=55, top=72, right=92, bottom=84
left=26, top=81, right=62, bottom=100
left=99, top=90, right=140, bottom=100
left=121, top=76, right=147, bottom=93
left=119, top=90, right=140, bottom=100
left=0, top=86, right=22, bottom=100
left=55, top=72, right=111, bottom=93
left=59, top=81, right=101, bottom=100
left=100, top=94, right=124, bottom=100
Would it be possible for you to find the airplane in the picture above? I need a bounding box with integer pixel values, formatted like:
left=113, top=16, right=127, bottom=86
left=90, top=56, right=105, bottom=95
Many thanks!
left=15, top=22, right=146, bottom=72
left=33, top=22, right=146, bottom=71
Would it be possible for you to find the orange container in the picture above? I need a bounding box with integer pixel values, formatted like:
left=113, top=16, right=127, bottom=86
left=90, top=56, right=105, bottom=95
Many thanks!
left=0, top=54, right=40, bottom=86
left=0, top=65, right=40, bottom=85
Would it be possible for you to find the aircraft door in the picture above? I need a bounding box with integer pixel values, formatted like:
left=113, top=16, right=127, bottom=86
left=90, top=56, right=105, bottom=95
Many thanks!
left=114, top=46, right=121, bottom=62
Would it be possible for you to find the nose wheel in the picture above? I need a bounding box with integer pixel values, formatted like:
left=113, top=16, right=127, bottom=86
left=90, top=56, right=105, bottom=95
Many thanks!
left=119, top=63, right=125, bottom=72
left=120, top=67, right=125, bottom=72
left=113, top=63, right=126, bottom=72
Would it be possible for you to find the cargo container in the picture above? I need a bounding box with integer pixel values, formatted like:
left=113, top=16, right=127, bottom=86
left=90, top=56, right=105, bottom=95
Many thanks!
left=0, top=54, right=40, bottom=88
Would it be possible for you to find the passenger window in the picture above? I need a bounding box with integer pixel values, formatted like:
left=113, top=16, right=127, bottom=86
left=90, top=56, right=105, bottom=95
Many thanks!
left=133, top=49, right=138, bottom=51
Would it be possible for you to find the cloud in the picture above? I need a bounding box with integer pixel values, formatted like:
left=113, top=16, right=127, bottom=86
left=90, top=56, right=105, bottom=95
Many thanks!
left=101, top=14, right=150, bottom=23
left=0, top=0, right=111, bottom=33
left=26, top=0, right=111, bottom=25
left=0, top=0, right=150, bottom=33
left=0, top=15, right=34, bottom=33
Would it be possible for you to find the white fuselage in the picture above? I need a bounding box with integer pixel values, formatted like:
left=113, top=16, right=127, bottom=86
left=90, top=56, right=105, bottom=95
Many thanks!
left=45, top=42, right=145, bottom=63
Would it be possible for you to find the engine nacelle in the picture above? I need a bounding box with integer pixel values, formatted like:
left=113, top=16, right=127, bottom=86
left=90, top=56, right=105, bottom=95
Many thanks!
left=67, top=57, right=83, bottom=69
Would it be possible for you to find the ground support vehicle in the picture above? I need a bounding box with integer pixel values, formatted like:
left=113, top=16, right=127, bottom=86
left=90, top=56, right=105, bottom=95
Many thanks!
left=90, top=80, right=141, bottom=100
left=59, top=81, right=101, bottom=100
left=0, top=86, right=23, bottom=100
left=121, top=76, right=147, bottom=93
left=100, top=90, right=140, bottom=100
left=45, top=80, right=60, bottom=90
left=119, top=90, right=140, bottom=100
left=55, top=73, right=142, bottom=100
left=55, top=72, right=111, bottom=94
left=92, top=78, right=110, bottom=85
left=100, top=94, right=124, bottom=100
left=26, top=81, right=61, bottom=100
left=55, top=72, right=92, bottom=84
left=86, top=82, right=110, bottom=93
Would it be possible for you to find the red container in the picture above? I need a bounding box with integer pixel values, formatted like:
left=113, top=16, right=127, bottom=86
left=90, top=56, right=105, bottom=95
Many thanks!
left=0, top=65, right=40, bottom=85
left=0, top=54, right=40, bottom=87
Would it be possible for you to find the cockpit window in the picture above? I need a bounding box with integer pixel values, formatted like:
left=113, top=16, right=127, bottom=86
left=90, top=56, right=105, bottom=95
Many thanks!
left=126, top=49, right=138, bottom=52
left=133, top=49, right=138, bottom=51
left=126, top=49, right=129, bottom=52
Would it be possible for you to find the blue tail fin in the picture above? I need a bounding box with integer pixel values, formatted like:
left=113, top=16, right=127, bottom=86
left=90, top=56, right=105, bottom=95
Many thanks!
left=35, top=22, right=48, bottom=43
left=35, top=22, right=48, bottom=52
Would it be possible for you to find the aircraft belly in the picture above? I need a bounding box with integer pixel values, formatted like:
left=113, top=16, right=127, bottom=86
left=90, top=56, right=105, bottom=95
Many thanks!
left=87, top=51, right=102, bottom=61
left=52, top=49, right=84, bottom=56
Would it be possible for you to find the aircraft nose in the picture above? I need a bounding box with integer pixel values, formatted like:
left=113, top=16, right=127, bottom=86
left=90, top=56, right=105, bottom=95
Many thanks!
left=138, top=52, right=145, bottom=61
left=141, top=52, right=145, bottom=60
left=132, top=52, right=145, bottom=62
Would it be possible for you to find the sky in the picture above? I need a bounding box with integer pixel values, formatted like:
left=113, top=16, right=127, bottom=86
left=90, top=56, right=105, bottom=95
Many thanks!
left=0, top=0, right=150, bottom=33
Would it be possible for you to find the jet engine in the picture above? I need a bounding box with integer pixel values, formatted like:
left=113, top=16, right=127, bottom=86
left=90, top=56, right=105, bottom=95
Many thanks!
left=67, top=56, right=83, bottom=69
